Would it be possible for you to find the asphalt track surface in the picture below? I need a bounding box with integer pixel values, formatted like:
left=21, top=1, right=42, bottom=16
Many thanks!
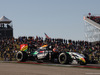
left=17, top=61, right=100, bottom=69
left=0, top=61, right=100, bottom=75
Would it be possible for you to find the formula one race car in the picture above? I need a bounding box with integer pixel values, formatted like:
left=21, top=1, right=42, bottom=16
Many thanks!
left=16, top=44, right=88, bottom=65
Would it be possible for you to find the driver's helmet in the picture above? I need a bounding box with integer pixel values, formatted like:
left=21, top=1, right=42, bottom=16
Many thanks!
left=53, top=48, right=58, bottom=53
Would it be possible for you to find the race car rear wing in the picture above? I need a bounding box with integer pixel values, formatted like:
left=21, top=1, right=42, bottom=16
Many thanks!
left=20, top=44, right=28, bottom=52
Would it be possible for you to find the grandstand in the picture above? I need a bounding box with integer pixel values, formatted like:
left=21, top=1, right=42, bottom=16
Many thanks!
left=0, top=16, right=13, bottom=39
left=84, top=14, right=100, bottom=42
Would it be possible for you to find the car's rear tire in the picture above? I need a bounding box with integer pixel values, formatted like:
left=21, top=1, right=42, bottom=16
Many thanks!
left=16, top=51, right=28, bottom=62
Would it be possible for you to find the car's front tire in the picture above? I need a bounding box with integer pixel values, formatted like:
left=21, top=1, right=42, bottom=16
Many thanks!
left=58, top=52, right=70, bottom=64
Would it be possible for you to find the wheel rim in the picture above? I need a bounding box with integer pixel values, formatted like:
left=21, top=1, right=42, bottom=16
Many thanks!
left=17, top=53, right=22, bottom=59
left=16, top=51, right=23, bottom=61
left=60, top=55, right=65, bottom=62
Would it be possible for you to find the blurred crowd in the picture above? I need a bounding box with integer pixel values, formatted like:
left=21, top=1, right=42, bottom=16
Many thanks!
left=0, top=36, right=100, bottom=61
left=87, top=16, right=100, bottom=24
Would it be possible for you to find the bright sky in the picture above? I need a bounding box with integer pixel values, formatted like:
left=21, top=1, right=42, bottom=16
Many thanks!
left=0, top=0, right=99, bottom=41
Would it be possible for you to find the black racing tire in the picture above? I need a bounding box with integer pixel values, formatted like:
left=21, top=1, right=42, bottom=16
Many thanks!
left=58, top=52, right=71, bottom=64
left=16, top=51, right=28, bottom=62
